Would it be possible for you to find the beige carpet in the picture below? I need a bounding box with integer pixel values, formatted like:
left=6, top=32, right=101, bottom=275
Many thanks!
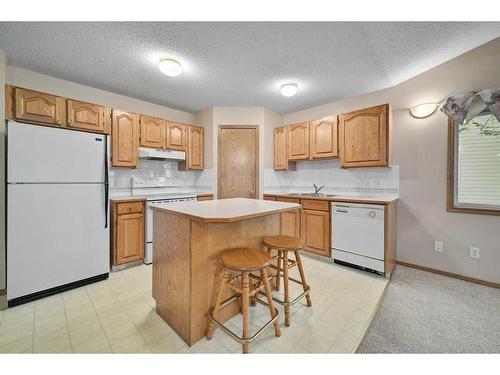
left=357, top=265, right=500, bottom=353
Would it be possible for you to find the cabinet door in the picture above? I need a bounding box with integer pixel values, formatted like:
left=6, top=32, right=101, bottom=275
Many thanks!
left=140, top=115, right=165, bottom=149
left=301, top=209, right=330, bottom=256
left=187, top=125, right=204, bottom=170
left=115, top=213, right=144, bottom=265
left=274, top=126, right=287, bottom=170
left=166, top=121, right=186, bottom=150
left=288, top=122, right=310, bottom=160
left=339, top=104, right=389, bottom=168
left=15, top=87, right=64, bottom=126
left=311, top=115, right=338, bottom=159
left=67, top=99, right=107, bottom=133
left=111, top=109, right=139, bottom=168
left=277, top=197, right=301, bottom=238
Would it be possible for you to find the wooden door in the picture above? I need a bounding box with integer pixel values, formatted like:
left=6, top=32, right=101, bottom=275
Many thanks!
left=14, top=87, right=64, bottom=126
left=115, top=213, right=144, bottom=265
left=140, top=115, right=165, bottom=148
left=274, top=126, right=287, bottom=170
left=66, top=99, right=107, bottom=133
left=311, top=115, right=338, bottom=159
left=218, top=126, right=258, bottom=199
left=288, top=122, right=310, bottom=160
left=111, top=109, right=139, bottom=168
left=187, top=125, right=204, bottom=170
left=277, top=197, right=301, bottom=237
left=301, top=209, right=330, bottom=256
left=166, top=121, right=186, bottom=150
left=339, top=104, right=389, bottom=168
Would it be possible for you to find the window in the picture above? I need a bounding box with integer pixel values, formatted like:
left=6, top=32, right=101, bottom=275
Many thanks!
left=448, top=112, right=500, bottom=215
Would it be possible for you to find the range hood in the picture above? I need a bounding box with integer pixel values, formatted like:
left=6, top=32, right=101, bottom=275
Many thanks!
left=138, top=147, right=186, bottom=160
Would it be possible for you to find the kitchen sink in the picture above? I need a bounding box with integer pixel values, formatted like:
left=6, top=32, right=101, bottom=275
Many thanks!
left=288, top=193, right=338, bottom=197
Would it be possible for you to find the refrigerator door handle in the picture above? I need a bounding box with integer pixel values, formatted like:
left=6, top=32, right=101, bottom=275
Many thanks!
left=104, top=135, right=109, bottom=229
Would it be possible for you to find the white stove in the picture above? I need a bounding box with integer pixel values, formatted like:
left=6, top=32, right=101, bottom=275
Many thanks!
left=131, top=178, right=197, bottom=264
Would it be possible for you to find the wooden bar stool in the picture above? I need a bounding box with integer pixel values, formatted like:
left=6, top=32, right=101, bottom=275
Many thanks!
left=261, top=235, right=312, bottom=327
left=206, top=247, right=281, bottom=353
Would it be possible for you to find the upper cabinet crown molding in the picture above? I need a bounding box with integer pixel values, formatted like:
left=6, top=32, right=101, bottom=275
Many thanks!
left=339, top=103, right=389, bottom=168
left=14, top=87, right=64, bottom=127
left=165, top=121, right=187, bottom=151
left=287, top=121, right=310, bottom=160
left=111, top=109, right=139, bottom=168
left=140, top=114, right=165, bottom=149
left=66, top=99, right=109, bottom=134
left=310, top=115, right=338, bottom=159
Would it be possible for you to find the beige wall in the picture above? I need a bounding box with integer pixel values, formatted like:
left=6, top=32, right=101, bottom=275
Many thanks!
left=7, top=66, right=195, bottom=124
left=0, top=50, right=6, bottom=293
left=282, top=38, right=500, bottom=284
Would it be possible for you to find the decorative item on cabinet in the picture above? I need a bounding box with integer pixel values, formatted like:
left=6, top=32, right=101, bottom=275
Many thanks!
left=111, top=109, right=139, bottom=168
left=111, top=200, right=145, bottom=267
left=339, top=103, right=389, bottom=168
left=179, top=125, right=204, bottom=170
left=140, top=114, right=165, bottom=148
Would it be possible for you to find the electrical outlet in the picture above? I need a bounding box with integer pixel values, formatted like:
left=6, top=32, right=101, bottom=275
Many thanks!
left=470, top=247, right=480, bottom=259
left=434, top=241, right=443, bottom=252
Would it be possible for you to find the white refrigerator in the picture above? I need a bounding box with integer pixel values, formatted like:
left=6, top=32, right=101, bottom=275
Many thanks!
left=7, top=121, right=110, bottom=305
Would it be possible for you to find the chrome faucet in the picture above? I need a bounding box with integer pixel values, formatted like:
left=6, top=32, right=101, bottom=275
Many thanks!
left=313, top=184, right=325, bottom=195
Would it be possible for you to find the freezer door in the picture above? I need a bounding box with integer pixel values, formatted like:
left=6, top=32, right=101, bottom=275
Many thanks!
left=7, top=121, right=106, bottom=183
left=7, top=184, right=109, bottom=300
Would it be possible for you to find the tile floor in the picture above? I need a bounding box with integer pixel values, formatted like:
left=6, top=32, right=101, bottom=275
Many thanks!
left=0, top=255, right=388, bottom=353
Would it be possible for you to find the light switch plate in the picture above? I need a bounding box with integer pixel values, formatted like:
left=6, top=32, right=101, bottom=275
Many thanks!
left=434, top=241, right=443, bottom=253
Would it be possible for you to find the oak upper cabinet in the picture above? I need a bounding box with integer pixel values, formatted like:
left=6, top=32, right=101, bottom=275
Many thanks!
left=277, top=197, right=302, bottom=238
left=180, top=125, right=204, bottom=170
left=66, top=99, right=109, bottom=134
left=112, top=200, right=145, bottom=266
left=274, top=126, right=295, bottom=170
left=310, top=115, right=338, bottom=159
left=287, top=122, right=310, bottom=160
left=111, top=109, right=139, bottom=168
left=165, top=121, right=186, bottom=151
left=301, top=209, right=330, bottom=256
left=140, top=115, right=165, bottom=149
left=14, top=87, right=64, bottom=126
left=339, top=104, right=389, bottom=168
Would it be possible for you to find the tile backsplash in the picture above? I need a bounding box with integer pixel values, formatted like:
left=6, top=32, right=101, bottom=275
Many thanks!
left=264, top=159, right=399, bottom=195
left=110, top=159, right=214, bottom=195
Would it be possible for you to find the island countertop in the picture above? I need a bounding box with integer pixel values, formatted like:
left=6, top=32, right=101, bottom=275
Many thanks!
left=150, top=197, right=301, bottom=223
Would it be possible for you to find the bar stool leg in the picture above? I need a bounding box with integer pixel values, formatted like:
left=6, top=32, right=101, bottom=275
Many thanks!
left=206, top=270, right=230, bottom=340
left=241, top=272, right=250, bottom=354
left=274, top=250, right=283, bottom=292
left=260, top=268, right=281, bottom=337
left=282, top=250, right=291, bottom=327
left=295, top=251, right=312, bottom=307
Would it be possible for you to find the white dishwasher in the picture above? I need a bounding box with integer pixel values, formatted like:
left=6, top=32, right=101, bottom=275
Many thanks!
left=331, top=202, right=385, bottom=275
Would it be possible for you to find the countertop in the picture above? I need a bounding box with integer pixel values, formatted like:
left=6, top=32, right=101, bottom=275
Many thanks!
left=150, top=197, right=301, bottom=223
left=110, top=192, right=213, bottom=202
left=263, top=191, right=398, bottom=204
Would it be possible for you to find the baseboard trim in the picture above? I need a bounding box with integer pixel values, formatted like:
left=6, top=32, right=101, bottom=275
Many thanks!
left=396, top=261, right=500, bottom=289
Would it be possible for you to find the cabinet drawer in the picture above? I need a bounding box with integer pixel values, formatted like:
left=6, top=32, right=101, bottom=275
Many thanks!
left=263, top=195, right=276, bottom=201
left=116, top=201, right=144, bottom=215
left=277, top=197, right=301, bottom=204
left=301, top=199, right=330, bottom=212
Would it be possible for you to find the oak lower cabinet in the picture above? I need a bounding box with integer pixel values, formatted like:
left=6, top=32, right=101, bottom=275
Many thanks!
left=339, top=104, right=389, bottom=168
left=140, top=115, right=165, bottom=148
left=111, top=109, right=139, bottom=168
left=301, top=209, right=330, bottom=257
left=276, top=197, right=302, bottom=238
left=13, top=87, right=64, bottom=127
left=179, top=125, right=204, bottom=170
left=288, top=122, right=310, bottom=160
left=112, top=200, right=145, bottom=266
left=197, top=193, right=213, bottom=201
left=310, top=115, right=338, bottom=159
left=165, top=121, right=186, bottom=150
left=66, top=99, right=109, bottom=134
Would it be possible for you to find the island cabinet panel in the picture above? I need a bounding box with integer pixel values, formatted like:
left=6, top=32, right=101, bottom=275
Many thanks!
left=301, top=209, right=330, bottom=256
left=140, top=115, right=165, bottom=148
left=111, top=109, right=139, bottom=168
left=112, top=200, right=145, bottom=266
left=339, top=104, right=389, bottom=168
left=287, top=122, right=310, bottom=160
left=14, top=87, right=64, bottom=126
left=165, top=121, right=186, bottom=151
left=310, top=115, right=338, bottom=159
left=66, top=99, right=109, bottom=134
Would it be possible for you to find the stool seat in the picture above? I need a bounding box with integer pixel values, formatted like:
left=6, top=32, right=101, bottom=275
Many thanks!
left=220, top=247, right=270, bottom=272
left=262, top=235, right=304, bottom=251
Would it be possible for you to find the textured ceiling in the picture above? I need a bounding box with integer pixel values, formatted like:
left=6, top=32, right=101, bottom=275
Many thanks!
left=0, top=22, right=499, bottom=114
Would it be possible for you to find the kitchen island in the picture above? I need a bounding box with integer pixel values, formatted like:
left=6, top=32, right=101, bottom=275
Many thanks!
left=150, top=198, right=301, bottom=346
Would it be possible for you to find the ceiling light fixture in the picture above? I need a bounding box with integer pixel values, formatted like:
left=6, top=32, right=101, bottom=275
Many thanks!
left=158, top=58, right=183, bottom=77
left=280, top=83, right=298, bottom=97
left=409, top=102, right=440, bottom=119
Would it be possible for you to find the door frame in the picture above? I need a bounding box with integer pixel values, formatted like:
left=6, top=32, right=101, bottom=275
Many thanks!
left=217, top=125, right=259, bottom=199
